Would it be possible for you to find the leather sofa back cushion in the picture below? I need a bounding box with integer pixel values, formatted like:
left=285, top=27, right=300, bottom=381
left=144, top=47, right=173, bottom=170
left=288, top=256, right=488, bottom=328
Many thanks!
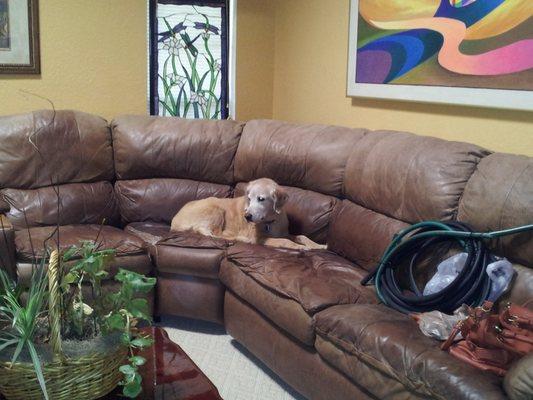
left=111, top=116, right=244, bottom=184
left=458, top=153, right=533, bottom=268
left=234, top=183, right=338, bottom=244
left=115, top=178, right=232, bottom=225
left=0, top=110, right=113, bottom=190
left=234, top=120, right=366, bottom=196
left=2, top=181, right=119, bottom=230
left=328, top=200, right=409, bottom=271
left=343, top=130, right=491, bottom=222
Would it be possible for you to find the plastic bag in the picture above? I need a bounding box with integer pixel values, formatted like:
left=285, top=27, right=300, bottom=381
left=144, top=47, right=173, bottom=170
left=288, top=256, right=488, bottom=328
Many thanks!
left=423, top=253, right=467, bottom=296
left=486, top=258, right=515, bottom=302
left=423, top=253, right=515, bottom=302
left=412, top=305, right=469, bottom=340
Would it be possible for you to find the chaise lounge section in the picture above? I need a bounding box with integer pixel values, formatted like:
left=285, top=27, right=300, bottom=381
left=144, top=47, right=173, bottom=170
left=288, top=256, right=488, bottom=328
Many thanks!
left=0, top=110, right=531, bottom=400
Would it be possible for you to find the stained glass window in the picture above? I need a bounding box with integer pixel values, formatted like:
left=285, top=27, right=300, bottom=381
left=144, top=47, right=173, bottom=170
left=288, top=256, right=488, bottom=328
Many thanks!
left=149, top=0, right=229, bottom=119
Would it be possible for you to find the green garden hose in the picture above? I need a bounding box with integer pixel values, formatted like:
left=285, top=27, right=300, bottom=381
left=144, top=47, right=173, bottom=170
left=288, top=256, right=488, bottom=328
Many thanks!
left=361, top=221, right=533, bottom=314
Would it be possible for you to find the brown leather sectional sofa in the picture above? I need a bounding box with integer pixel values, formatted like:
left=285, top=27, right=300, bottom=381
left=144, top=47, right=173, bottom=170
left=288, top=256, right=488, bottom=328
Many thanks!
left=0, top=110, right=531, bottom=400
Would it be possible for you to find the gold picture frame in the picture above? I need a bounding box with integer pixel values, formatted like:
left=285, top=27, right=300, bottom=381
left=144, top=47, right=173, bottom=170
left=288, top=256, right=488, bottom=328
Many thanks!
left=0, top=0, right=40, bottom=74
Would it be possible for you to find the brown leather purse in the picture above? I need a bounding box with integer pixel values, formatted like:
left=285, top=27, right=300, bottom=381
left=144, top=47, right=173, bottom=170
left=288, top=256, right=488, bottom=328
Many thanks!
left=441, top=301, right=533, bottom=376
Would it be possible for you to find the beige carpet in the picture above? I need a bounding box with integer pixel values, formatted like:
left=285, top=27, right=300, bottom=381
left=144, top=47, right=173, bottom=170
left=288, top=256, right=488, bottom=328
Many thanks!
left=161, top=316, right=306, bottom=400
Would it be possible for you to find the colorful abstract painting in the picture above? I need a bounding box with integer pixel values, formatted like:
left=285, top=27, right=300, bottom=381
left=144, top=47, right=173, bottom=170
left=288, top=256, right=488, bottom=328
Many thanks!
left=347, top=0, right=533, bottom=110
left=0, top=0, right=9, bottom=50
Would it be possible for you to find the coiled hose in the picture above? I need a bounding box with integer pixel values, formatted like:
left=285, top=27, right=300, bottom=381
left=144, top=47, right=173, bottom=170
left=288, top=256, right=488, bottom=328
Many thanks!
left=361, top=221, right=533, bottom=314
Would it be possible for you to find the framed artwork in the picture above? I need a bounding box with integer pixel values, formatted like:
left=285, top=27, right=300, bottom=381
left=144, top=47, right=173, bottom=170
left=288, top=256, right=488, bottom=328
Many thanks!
left=347, top=0, right=533, bottom=111
left=149, top=0, right=230, bottom=119
left=0, top=0, right=40, bottom=74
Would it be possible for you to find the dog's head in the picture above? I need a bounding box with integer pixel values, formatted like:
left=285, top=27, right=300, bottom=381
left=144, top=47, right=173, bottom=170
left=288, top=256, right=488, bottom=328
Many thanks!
left=244, top=178, right=288, bottom=224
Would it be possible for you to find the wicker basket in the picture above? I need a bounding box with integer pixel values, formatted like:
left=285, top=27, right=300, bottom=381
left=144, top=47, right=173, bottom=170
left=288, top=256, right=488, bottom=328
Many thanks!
left=0, top=251, right=128, bottom=400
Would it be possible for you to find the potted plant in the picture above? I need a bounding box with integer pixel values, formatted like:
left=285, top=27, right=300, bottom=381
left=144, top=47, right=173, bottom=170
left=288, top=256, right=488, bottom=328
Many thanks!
left=0, top=241, right=156, bottom=400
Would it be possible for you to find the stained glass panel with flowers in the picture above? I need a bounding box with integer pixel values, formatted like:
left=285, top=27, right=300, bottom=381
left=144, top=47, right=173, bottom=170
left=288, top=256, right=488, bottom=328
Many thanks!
left=150, top=1, right=228, bottom=119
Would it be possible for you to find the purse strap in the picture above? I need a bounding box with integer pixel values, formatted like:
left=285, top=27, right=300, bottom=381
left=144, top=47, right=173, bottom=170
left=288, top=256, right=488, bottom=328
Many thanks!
left=441, top=324, right=462, bottom=350
left=441, top=302, right=493, bottom=351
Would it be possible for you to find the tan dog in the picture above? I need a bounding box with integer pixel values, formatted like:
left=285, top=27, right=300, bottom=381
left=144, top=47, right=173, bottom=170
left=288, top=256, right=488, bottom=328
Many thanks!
left=170, top=178, right=326, bottom=250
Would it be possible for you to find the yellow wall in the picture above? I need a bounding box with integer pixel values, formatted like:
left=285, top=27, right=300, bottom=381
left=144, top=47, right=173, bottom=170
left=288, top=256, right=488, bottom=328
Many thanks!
left=0, top=0, right=270, bottom=122
left=1, top=0, right=531, bottom=156
left=235, top=0, right=275, bottom=121
left=270, top=0, right=533, bottom=156
left=0, top=0, right=148, bottom=121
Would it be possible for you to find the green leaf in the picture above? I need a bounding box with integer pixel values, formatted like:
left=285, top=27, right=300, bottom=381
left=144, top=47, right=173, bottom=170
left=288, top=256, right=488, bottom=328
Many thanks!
left=129, top=356, right=146, bottom=366
left=0, top=338, right=18, bottom=352
left=198, top=69, right=211, bottom=91
left=0, top=267, right=48, bottom=398
left=105, top=313, right=125, bottom=331
left=159, top=99, right=175, bottom=116
left=95, top=270, right=108, bottom=278
left=162, top=17, right=173, bottom=35
left=119, top=364, right=136, bottom=375
left=120, top=332, right=132, bottom=345
left=62, top=246, right=78, bottom=261
left=130, top=336, right=153, bottom=348
left=10, top=338, right=25, bottom=365
left=159, top=70, right=177, bottom=113
left=115, top=269, right=156, bottom=294
left=123, top=378, right=142, bottom=398
left=127, top=298, right=150, bottom=320
left=27, top=341, right=49, bottom=400
left=62, top=272, right=79, bottom=285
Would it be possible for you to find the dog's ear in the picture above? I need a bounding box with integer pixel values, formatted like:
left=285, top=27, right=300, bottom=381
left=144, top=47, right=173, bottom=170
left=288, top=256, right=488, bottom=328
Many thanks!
left=272, top=186, right=289, bottom=214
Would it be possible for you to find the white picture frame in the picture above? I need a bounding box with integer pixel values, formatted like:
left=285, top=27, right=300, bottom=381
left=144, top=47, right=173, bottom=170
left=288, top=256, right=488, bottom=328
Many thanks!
left=346, top=0, right=533, bottom=111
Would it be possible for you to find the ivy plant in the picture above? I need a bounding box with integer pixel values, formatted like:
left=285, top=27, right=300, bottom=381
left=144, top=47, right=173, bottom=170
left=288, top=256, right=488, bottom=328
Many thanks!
left=103, top=269, right=156, bottom=398
left=62, top=243, right=157, bottom=398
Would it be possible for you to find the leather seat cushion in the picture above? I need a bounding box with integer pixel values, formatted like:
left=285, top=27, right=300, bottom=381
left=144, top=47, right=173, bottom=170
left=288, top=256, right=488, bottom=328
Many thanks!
left=154, top=231, right=232, bottom=279
left=18, top=254, right=152, bottom=285
left=220, top=243, right=376, bottom=346
left=125, top=222, right=171, bottom=246
left=221, top=260, right=316, bottom=345
left=224, top=243, right=376, bottom=313
left=15, top=224, right=146, bottom=261
left=15, top=224, right=152, bottom=283
left=314, top=304, right=507, bottom=400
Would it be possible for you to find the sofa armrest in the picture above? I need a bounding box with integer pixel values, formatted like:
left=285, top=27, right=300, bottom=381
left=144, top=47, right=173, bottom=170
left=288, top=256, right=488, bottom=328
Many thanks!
left=314, top=304, right=507, bottom=400
left=0, top=214, right=16, bottom=279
